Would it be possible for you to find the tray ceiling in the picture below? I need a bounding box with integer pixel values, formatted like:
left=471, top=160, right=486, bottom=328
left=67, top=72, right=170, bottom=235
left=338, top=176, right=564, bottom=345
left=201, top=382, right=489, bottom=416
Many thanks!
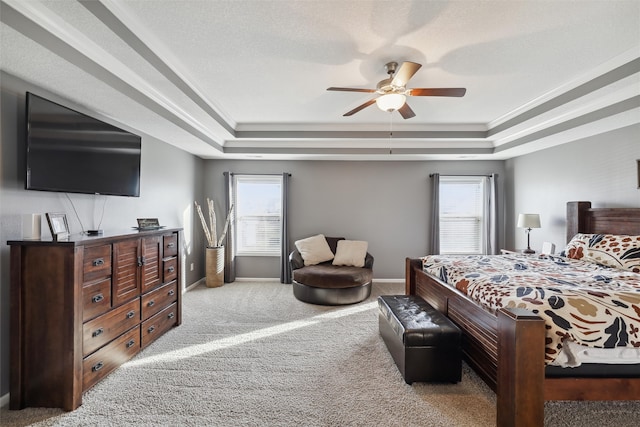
left=1, top=0, right=639, bottom=160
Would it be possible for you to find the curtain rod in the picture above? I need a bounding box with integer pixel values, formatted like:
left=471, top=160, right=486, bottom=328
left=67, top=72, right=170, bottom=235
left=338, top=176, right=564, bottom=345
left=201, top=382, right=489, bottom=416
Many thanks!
left=429, top=173, right=494, bottom=177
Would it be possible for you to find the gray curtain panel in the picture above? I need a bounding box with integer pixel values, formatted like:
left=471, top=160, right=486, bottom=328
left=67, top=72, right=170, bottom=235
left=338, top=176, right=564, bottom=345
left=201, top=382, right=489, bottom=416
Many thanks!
left=223, top=171, right=236, bottom=283
left=429, top=173, right=440, bottom=255
left=280, top=173, right=291, bottom=284
left=483, top=174, right=499, bottom=255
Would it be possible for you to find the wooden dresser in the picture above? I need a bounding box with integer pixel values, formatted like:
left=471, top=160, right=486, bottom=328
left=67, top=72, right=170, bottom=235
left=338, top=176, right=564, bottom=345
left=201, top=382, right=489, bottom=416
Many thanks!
left=9, top=228, right=183, bottom=411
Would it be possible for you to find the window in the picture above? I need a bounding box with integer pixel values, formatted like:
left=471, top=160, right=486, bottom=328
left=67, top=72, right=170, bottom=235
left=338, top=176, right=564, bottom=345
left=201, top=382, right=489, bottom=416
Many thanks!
left=233, top=175, right=282, bottom=256
left=439, top=177, right=485, bottom=254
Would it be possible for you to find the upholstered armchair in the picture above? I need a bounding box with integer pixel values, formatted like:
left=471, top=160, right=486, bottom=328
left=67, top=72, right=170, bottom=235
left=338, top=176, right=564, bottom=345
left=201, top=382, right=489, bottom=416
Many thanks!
left=289, top=235, right=373, bottom=305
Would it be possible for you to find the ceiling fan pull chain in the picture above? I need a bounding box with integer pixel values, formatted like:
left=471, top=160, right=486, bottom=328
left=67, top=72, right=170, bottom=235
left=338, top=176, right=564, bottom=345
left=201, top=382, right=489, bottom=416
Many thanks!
left=389, top=112, right=393, bottom=155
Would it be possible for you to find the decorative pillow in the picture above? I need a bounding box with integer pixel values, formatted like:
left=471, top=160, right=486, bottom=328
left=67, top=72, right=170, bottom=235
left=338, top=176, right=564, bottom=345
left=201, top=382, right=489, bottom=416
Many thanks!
left=582, top=234, right=640, bottom=273
left=332, top=240, right=368, bottom=267
left=562, top=233, right=593, bottom=260
left=295, top=234, right=334, bottom=266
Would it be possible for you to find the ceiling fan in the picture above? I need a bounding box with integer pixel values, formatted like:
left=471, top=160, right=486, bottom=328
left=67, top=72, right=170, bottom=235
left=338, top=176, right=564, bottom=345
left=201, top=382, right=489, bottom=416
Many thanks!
left=327, top=61, right=466, bottom=119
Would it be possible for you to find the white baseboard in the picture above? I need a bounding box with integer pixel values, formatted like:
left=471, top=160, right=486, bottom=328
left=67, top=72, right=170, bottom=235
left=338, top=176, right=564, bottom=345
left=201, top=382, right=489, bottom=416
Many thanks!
left=230, top=278, right=404, bottom=283
left=184, top=277, right=404, bottom=291
left=233, top=278, right=404, bottom=283
left=183, top=277, right=281, bottom=291
left=372, top=278, right=404, bottom=283
left=185, top=278, right=204, bottom=292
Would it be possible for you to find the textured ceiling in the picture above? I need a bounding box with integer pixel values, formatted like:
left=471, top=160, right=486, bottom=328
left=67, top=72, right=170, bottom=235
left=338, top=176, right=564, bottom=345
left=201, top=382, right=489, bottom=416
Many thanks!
left=1, top=0, right=639, bottom=160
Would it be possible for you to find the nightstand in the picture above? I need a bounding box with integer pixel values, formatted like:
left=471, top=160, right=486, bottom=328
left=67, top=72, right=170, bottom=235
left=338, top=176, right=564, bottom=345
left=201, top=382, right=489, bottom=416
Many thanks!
left=500, top=249, right=536, bottom=255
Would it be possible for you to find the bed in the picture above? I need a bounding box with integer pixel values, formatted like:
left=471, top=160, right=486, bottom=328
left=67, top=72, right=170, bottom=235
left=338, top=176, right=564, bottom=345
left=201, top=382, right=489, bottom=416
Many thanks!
left=405, top=201, right=640, bottom=427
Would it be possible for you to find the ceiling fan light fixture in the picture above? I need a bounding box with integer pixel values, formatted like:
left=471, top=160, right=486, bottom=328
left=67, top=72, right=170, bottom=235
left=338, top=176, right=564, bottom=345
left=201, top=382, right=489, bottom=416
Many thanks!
left=376, top=93, right=406, bottom=112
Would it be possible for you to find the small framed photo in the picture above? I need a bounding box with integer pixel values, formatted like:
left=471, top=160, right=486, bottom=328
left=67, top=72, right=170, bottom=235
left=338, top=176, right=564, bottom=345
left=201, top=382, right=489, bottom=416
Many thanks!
left=46, top=213, right=70, bottom=240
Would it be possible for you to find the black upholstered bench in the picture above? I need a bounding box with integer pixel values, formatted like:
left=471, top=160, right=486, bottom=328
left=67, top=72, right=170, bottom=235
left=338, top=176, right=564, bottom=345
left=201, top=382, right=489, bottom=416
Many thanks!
left=378, top=295, right=462, bottom=384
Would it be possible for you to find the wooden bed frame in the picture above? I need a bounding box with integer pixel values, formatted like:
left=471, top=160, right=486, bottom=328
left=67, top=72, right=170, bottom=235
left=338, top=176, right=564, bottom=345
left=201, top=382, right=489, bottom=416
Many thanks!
left=405, top=201, right=640, bottom=427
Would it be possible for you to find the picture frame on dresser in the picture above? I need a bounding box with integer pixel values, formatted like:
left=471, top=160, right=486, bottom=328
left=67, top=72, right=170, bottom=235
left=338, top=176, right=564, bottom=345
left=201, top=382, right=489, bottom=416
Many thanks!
left=46, top=212, right=69, bottom=240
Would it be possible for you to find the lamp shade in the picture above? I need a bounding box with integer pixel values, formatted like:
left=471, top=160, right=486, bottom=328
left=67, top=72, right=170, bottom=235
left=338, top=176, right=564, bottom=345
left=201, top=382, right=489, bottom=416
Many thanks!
left=517, top=213, right=541, bottom=229
left=375, top=93, right=406, bottom=112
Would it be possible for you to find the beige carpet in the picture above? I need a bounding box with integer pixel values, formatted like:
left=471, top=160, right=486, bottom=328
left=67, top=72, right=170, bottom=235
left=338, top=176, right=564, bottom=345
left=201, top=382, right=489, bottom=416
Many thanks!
left=1, top=281, right=638, bottom=426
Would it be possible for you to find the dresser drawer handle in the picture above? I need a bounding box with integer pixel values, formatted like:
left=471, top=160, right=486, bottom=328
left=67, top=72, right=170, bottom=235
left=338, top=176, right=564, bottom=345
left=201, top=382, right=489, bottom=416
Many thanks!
left=167, top=266, right=175, bottom=273
left=167, top=242, right=175, bottom=248
left=92, top=361, right=104, bottom=372
left=126, top=339, right=136, bottom=349
left=148, top=300, right=155, bottom=307
left=92, top=327, right=104, bottom=338
left=168, top=312, right=175, bottom=319
left=147, top=325, right=156, bottom=334
left=168, top=290, right=175, bottom=296
left=92, top=258, right=105, bottom=267
left=126, top=310, right=136, bottom=319
left=92, top=293, right=104, bottom=303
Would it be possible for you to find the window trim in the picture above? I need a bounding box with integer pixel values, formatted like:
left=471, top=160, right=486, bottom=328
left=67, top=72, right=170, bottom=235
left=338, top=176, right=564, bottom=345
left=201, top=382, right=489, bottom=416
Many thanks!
left=438, top=176, right=486, bottom=255
left=233, top=174, right=283, bottom=257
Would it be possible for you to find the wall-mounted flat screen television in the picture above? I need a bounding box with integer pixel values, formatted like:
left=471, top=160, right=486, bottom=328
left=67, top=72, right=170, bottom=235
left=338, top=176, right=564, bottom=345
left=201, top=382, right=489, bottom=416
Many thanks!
left=26, top=92, right=142, bottom=197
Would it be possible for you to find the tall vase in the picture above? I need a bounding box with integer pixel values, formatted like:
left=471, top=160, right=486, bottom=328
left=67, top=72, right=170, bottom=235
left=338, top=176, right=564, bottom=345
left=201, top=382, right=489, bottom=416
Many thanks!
left=206, top=246, right=225, bottom=287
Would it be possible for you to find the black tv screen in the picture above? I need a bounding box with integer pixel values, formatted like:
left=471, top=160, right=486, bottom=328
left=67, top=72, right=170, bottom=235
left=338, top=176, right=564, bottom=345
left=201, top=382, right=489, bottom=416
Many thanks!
left=26, top=92, right=141, bottom=197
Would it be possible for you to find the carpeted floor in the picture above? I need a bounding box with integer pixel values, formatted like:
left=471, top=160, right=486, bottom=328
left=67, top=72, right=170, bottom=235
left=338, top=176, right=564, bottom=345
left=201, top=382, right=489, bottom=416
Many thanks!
left=1, top=281, right=638, bottom=426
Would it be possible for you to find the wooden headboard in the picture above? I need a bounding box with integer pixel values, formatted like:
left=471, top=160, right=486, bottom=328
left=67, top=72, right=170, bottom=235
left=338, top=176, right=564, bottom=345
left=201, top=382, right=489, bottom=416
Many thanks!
left=567, top=201, right=640, bottom=242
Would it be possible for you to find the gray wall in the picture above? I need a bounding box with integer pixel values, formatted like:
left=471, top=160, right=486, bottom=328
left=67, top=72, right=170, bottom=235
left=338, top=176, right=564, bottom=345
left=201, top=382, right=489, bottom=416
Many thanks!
left=204, top=160, right=507, bottom=280
left=0, top=73, right=205, bottom=397
left=505, top=124, right=640, bottom=252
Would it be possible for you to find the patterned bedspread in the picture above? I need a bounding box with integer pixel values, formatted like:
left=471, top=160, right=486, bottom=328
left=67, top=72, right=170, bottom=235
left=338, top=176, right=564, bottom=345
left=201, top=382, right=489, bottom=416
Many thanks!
left=421, top=254, right=640, bottom=364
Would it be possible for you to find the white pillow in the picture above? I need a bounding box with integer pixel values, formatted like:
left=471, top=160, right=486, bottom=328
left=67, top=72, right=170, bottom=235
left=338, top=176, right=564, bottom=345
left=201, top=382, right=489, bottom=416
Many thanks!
left=332, top=240, right=368, bottom=267
left=295, top=234, right=334, bottom=266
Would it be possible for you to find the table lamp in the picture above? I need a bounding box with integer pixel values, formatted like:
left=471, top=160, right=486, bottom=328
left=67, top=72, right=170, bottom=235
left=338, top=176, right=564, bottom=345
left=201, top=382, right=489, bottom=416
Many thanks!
left=517, top=213, right=541, bottom=254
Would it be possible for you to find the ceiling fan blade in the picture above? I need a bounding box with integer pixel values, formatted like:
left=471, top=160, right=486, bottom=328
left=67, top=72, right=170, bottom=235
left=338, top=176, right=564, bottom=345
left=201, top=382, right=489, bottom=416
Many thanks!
left=391, top=61, right=422, bottom=87
left=327, top=87, right=376, bottom=93
left=409, top=88, right=467, bottom=97
left=398, top=103, right=416, bottom=120
left=343, top=99, right=377, bottom=116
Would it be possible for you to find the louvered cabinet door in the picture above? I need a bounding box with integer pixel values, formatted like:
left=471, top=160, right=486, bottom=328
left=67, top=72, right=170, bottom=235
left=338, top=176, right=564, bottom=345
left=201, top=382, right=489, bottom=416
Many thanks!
left=141, top=236, right=162, bottom=293
left=112, top=239, right=141, bottom=306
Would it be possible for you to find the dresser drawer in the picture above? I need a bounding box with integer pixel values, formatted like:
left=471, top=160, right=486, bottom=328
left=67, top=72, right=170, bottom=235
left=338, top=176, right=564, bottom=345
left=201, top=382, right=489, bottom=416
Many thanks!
left=141, top=281, right=178, bottom=321
left=141, top=303, right=177, bottom=348
left=163, top=257, right=177, bottom=283
left=82, top=278, right=112, bottom=322
left=82, top=326, right=140, bottom=391
left=83, top=298, right=140, bottom=357
left=163, top=234, right=178, bottom=257
left=83, top=245, right=112, bottom=282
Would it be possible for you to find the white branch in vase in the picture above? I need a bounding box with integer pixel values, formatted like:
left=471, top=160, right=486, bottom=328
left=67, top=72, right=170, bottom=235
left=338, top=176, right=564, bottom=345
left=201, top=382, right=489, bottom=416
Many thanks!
left=217, top=203, right=234, bottom=247
left=207, top=197, right=217, bottom=246
left=194, top=201, right=214, bottom=247
left=195, top=200, right=234, bottom=248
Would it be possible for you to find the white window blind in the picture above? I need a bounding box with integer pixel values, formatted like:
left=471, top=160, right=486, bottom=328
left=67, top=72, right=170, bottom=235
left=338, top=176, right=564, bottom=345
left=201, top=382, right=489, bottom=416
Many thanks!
left=234, top=175, right=282, bottom=256
left=439, top=177, right=485, bottom=255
